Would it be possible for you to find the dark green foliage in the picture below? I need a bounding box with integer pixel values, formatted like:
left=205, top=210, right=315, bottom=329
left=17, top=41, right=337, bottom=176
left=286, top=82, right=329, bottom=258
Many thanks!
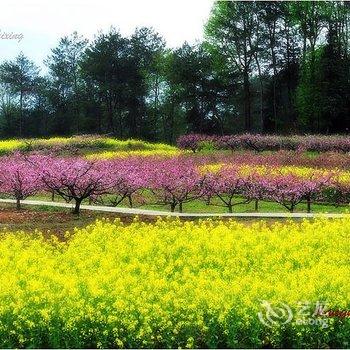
left=0, top=1, right=349, bottom=139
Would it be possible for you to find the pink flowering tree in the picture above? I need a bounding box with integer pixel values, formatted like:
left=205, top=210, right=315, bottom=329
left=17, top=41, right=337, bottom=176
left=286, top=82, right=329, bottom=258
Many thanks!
left=202, top=167, right=249, bottom=213
left=177, top=134, right=212, bottom=153
left=242, top=174, right=270, bottom=212
left=147, top=159, right=202, bottom=212
left=96, top=160, right=145, bottom=208
left=301, top=175, right=330, bottom=213
left=263, top=174, right=320, bottom=213
left=177, top=134, right=350, bottom=153
left=215, top=135, right=241, bottom=153
left=40, top=157, right=112, bottom=214
left=322, top=171, right=350, bottom=207
left=0, top=154, right=43, bottom=210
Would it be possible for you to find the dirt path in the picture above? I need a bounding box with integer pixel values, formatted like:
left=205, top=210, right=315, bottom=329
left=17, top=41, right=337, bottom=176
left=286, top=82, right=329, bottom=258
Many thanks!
left=0, top=199, right=349, bottom=218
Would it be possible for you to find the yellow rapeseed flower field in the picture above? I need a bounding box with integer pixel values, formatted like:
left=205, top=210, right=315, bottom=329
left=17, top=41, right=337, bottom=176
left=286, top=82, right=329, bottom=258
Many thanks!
left=0, top=218, right=349, bottom=348
left=87, top=149, right=182, bottom=159
left=0, top=139, right=26, bottom=154
left=0, top=136, right=179, bottom=155
left=199, top=163, right=350, bottom=184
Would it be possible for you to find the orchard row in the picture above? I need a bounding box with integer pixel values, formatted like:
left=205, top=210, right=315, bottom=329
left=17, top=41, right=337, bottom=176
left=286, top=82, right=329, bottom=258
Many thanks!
left=178, top=133, right=350, bottom=153
left=1, top=154, right=350, bottom=214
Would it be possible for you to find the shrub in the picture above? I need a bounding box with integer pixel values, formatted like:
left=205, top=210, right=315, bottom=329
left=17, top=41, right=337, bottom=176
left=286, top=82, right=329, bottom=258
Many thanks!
left=197, top=140, right=217, bottom=152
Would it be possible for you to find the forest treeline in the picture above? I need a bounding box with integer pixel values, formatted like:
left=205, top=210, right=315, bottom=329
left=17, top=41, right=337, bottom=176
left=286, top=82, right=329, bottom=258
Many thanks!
left=0, top=1, right=349, bottom=142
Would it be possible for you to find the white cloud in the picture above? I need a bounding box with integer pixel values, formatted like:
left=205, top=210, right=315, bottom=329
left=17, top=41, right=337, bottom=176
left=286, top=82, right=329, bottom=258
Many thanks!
left=0, top=0, right=213, bottom=68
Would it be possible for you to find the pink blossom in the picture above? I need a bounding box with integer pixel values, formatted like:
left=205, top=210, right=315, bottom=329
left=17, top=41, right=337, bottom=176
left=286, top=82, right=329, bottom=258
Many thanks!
left=0, top=153, right=42, bottom=209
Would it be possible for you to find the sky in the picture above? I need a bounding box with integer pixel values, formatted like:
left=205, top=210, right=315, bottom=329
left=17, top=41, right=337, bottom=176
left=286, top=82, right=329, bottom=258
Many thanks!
left=0, top=0, right=214, bottom=70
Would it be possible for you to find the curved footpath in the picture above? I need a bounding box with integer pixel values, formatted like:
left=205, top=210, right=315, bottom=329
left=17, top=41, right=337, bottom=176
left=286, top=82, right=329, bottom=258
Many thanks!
left=0, top=198, right=349, bottom=218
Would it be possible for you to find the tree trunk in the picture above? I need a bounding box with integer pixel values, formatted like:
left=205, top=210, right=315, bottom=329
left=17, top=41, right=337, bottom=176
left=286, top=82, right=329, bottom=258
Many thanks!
left=270, top=24, right=278, bottom=132
left=255, top=199, right=259, bottom=212
left=118, top=110, right=123, bottom=139
left=310, top=43, right=318, bottom=132
left=228, top=203, right=233, bottom=213
left=169, top=100, right=175, bottom=144
left=243, top=68, right=251, bottom=131
left=290, top=203, right=295, bottom=213
left=73, top=71, right=80, bottom=134
left=16, top=198, right=21, bottom=210
left=107, top=100, right=114, bottom=134
left=51, top=191, right=55, bottom=202
left=73, top=198, right=82, bottom=215
left=254, top=53, right=264, bottom=132
left=307, top=196, right=311, bottom=213
left=170, top=203, right=176, bottom=212
left=271, top=77, right=277, bottom=132
left=19, top=90, right=23, bottom=137
left=302, top=36, right=307, bottom=61
left=97, top=99, right=102, bottom=133
left=179, top=202, right=183, bottom=213
left=128, top=195, right=133, bottom=208
left=285, top=19, right=296, bottom=128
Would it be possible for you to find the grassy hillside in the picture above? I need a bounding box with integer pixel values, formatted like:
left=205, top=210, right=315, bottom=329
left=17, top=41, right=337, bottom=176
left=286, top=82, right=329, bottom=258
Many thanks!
left=0, top=135, right=178, bottom=156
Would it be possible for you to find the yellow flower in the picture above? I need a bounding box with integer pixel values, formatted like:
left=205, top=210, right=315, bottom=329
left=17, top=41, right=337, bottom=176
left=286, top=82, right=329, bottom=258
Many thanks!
left=0, top=218, right=349, bottom=347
